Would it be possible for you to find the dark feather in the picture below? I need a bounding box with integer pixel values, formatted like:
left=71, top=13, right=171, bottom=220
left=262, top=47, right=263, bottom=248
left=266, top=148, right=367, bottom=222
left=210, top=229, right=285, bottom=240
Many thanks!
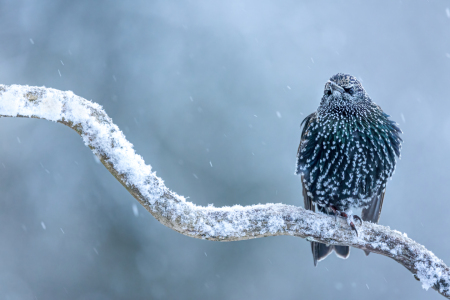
left=296, top=112, right=317, bottom=176
left=311, top=242, right=333, bottom=266
left=302, top=175, right=314, bottom=212
left=334, top=245, right=350, bottom=259
left=361, top=189, right=385, bottom=224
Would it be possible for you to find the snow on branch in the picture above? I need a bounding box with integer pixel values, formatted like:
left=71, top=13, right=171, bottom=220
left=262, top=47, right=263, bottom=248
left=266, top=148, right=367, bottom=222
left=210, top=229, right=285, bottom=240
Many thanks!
left=0, top=84, right=449, bottom=298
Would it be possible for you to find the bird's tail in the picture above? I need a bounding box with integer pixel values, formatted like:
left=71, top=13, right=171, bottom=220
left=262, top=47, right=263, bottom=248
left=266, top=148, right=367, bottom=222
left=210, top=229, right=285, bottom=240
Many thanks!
left=311, top=243, right=350, bottom=266
left=334, top=245, right=350, bottom=259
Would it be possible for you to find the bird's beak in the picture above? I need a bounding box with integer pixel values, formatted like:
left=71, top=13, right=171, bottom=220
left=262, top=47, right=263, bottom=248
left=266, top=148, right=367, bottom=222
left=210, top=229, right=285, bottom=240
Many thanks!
left=325, top=81, right=344, bottom=94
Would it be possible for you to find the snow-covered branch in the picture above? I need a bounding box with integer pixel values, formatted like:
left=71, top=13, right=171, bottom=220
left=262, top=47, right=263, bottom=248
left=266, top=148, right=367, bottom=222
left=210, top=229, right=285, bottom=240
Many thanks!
left=0, top=84, right=449, bottom=298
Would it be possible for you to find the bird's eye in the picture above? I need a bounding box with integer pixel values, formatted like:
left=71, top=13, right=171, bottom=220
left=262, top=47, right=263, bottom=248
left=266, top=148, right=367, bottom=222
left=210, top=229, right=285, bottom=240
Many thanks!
left=344, top=87, right=354, bottom=95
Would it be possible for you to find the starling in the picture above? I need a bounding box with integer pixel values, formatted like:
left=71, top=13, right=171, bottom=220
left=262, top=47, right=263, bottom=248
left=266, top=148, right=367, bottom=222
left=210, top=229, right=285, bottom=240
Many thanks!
left=296, top=73, right=402, bottom=266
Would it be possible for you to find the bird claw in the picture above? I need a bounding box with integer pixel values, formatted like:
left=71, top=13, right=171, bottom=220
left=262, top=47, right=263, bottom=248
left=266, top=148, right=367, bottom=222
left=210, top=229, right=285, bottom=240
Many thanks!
left=352, top=215, right=362, bottom=225
left=350, top=221, right=358, bottom=237
left=329, top=205, right=361, bottom=236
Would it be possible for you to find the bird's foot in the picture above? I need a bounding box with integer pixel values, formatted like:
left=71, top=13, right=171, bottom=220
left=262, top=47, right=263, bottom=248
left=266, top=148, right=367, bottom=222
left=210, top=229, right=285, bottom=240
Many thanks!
left=329, top=206, right=362, bottom=236
left=346, top=214, right=362, bottom=237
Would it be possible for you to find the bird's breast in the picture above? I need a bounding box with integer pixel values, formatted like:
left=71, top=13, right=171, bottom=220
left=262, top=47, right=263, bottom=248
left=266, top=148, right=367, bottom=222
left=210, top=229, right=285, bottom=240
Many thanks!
left=298, top=119, right=395, bottom=210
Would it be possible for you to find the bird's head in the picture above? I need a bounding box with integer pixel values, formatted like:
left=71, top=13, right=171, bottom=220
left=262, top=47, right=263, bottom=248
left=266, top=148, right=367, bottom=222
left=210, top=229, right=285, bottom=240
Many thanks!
left=319, top=73, right=370, bottom=116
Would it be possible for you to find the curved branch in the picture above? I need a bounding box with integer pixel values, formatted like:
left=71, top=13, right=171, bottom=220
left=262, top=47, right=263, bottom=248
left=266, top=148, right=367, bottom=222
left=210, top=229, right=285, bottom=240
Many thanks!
left=0, top=84, right=449, bottom=298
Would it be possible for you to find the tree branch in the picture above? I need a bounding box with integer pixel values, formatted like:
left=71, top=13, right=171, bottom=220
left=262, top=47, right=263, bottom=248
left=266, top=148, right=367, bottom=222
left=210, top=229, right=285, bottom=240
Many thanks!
left=0, top=84, right=449, bottom=298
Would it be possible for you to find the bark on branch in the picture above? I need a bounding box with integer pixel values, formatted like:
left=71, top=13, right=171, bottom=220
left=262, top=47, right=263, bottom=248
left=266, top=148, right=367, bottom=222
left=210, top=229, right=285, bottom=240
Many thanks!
left=0, top=84, right=449, bottom=298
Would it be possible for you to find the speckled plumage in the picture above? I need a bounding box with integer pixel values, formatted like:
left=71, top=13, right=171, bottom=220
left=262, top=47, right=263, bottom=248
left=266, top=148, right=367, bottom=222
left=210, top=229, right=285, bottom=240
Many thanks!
left=296, top=73, right=402, bottom=265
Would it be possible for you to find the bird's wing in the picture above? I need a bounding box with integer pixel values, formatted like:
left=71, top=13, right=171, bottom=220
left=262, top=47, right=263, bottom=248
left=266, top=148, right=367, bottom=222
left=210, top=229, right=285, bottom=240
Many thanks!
left=296, top=112, right=317, bottom=175
left=361, top=189, right=385, bottom=224
left=298, top=113, right=317, bottom=211
left=302, top=175, right=315, bottom=212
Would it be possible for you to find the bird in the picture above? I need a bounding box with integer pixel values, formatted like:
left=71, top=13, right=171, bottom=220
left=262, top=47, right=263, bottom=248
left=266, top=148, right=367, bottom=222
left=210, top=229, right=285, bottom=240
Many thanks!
left=296, top=73, right=402, bottom=266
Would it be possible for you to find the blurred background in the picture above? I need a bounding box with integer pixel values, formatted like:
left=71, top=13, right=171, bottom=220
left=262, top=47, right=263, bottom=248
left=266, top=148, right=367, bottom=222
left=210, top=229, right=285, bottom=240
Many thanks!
left=0, top=0, right=449, bottom=299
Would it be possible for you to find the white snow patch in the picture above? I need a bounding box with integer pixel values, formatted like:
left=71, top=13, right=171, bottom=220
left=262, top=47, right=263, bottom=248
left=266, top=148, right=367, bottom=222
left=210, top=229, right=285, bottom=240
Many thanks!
left=415, top=251, right=450, bottom=292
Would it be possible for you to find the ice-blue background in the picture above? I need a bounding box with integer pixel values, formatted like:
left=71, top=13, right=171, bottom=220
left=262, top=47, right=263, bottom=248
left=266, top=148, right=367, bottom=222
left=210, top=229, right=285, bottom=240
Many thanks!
left=0, top=1, right=449, bottom=299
